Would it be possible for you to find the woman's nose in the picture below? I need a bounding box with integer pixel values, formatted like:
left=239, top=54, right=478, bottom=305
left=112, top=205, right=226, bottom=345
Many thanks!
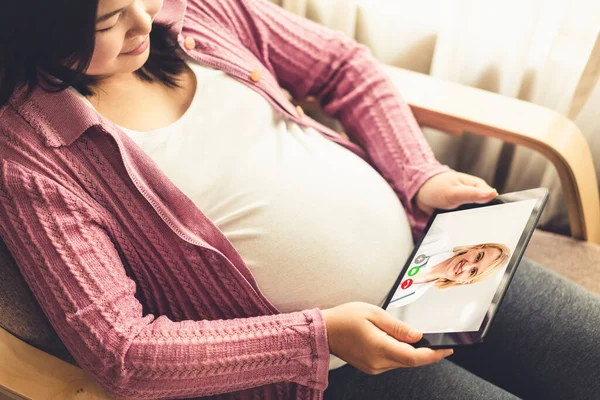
left=126, top=0, right=154, bottom=38
left=465, top=251, right=478, bottom=263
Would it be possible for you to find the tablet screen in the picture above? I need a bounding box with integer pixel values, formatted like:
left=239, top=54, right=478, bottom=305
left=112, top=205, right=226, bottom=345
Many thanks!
left=386, top=198, right=538, bottom=334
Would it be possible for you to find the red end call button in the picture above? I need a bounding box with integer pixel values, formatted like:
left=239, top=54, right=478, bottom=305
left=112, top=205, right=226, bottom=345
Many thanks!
left=401, top=279, right=413, bottom=290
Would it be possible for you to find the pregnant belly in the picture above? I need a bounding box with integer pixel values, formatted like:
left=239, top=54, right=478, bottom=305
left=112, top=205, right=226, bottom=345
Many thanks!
left=200, top=125, right=415, bottom=314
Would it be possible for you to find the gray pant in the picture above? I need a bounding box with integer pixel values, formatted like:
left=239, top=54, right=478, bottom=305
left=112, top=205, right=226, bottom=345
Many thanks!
left=324, top=258, right=600, bottom=400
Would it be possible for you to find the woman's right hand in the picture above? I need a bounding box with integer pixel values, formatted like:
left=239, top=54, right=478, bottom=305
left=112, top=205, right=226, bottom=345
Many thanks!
left=321, top=302, right=453, bottom=375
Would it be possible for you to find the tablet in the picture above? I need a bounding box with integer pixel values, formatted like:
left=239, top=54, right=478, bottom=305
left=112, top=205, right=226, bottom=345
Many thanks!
left=383, top=187, right=548, bottom=348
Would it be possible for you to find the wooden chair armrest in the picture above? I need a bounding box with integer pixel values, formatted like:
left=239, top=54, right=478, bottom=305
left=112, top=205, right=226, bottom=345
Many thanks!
left=380, top=65, right=600, bottom=244
left=0, top=327, right=110, bottom=399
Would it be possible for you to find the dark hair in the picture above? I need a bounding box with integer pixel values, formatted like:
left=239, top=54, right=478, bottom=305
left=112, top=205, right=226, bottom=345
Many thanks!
left=0, top=0, right=185, bottom=109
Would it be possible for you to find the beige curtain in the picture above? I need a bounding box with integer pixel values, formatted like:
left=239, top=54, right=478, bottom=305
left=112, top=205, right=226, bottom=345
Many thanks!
left=274, top=0, right=600, bottom=234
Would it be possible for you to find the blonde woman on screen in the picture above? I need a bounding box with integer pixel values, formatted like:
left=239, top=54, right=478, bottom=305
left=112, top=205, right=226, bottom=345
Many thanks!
left=414, top=243, right=510, bottom=289
left=388, top=224, right=510, bottom=309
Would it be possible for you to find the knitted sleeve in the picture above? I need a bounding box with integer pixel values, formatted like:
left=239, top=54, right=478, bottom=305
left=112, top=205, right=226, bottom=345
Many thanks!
left=203, top=0, right=450, bottom=236
left=0, top=161, right=329, bottom=399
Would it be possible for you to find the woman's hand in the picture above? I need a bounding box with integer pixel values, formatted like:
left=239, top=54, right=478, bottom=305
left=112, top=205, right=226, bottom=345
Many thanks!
left=415, top=170, right=498, bottom=215
left=321, top=302, right=453, bottom=374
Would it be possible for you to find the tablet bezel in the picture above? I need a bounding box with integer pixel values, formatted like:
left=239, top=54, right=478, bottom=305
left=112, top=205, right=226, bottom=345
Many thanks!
left=382, top=187, right=549, bottom=348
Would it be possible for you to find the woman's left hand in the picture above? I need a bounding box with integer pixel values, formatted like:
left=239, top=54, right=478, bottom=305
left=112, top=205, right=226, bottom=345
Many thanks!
left=415, top=170, right=498, bottom=215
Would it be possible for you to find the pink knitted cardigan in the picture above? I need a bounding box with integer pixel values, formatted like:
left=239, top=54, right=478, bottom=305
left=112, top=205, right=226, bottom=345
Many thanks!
left=0, top=0, right=449, bottom=398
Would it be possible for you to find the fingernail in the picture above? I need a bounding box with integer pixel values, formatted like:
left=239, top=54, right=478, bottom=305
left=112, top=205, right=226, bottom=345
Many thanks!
left=445, top=349, right=454, bottom=357
left=409, top=329, right=421, bottom=339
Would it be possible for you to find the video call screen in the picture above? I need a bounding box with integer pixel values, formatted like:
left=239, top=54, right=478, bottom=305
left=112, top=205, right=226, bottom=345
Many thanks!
left=386, top=199, right=537, bottom=333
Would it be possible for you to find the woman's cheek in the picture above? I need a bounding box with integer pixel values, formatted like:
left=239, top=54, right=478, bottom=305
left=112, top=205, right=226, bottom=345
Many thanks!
left=149, top=0, right=164, bottom=18
left=87, top=37, right=123, bottom=76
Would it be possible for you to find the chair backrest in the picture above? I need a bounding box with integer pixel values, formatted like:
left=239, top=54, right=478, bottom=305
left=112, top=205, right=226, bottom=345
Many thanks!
left=0, top=237, right=75, bottom=364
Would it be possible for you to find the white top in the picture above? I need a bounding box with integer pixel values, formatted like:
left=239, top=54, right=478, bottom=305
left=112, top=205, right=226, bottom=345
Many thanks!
left=91, top=59, right=415, bottom=369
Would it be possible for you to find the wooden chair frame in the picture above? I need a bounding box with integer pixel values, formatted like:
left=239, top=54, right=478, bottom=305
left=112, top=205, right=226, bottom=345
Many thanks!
left=381, top=66, right=600, bottom=245
left=1, top=65, right=598, bottom=399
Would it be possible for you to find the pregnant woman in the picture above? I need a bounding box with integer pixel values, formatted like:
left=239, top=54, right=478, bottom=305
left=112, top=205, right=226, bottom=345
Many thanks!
left=1, top=0, right=598, bottom=399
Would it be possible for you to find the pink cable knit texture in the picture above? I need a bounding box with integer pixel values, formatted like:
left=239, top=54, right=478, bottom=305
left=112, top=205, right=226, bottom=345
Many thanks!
left=0, top=0, right=448, bottom=398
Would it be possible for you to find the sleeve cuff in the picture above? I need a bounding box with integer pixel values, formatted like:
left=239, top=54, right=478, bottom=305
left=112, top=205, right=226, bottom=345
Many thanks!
left=305, top=308, right=330, bottom=391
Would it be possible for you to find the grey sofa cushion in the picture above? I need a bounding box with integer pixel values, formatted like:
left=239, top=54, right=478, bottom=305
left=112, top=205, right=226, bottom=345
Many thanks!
left=0, top=238, right=76, bottom=365
left=525, top=229, right=600, bottom=295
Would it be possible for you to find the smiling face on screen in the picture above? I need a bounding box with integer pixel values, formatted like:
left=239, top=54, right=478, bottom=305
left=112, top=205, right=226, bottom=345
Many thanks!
left=441, top=246, right=502, bottom=284
left=414, top=244, right=509, bottom=288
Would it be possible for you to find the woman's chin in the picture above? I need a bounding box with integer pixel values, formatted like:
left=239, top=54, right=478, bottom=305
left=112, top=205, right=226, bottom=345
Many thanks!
left=127, top=52, right=151, bottom=72
left=86, top=55, right=151, bottom=78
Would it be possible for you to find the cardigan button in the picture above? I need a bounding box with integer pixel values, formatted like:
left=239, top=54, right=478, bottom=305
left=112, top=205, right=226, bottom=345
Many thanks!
left=339, top=132, right=349, bottom=140
left=296, top=105, right=305, bottom=119
left=184, top=36, right=196, bottom=50
left=250, top=68, right=262, bottom=83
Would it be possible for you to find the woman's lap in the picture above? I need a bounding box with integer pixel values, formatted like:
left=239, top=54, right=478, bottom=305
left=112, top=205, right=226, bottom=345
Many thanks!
left=449, top=257, right=600, bottom=399
left=325, top=358, right=518, bottom=400
left=325, top=258, right=600, bottom=399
